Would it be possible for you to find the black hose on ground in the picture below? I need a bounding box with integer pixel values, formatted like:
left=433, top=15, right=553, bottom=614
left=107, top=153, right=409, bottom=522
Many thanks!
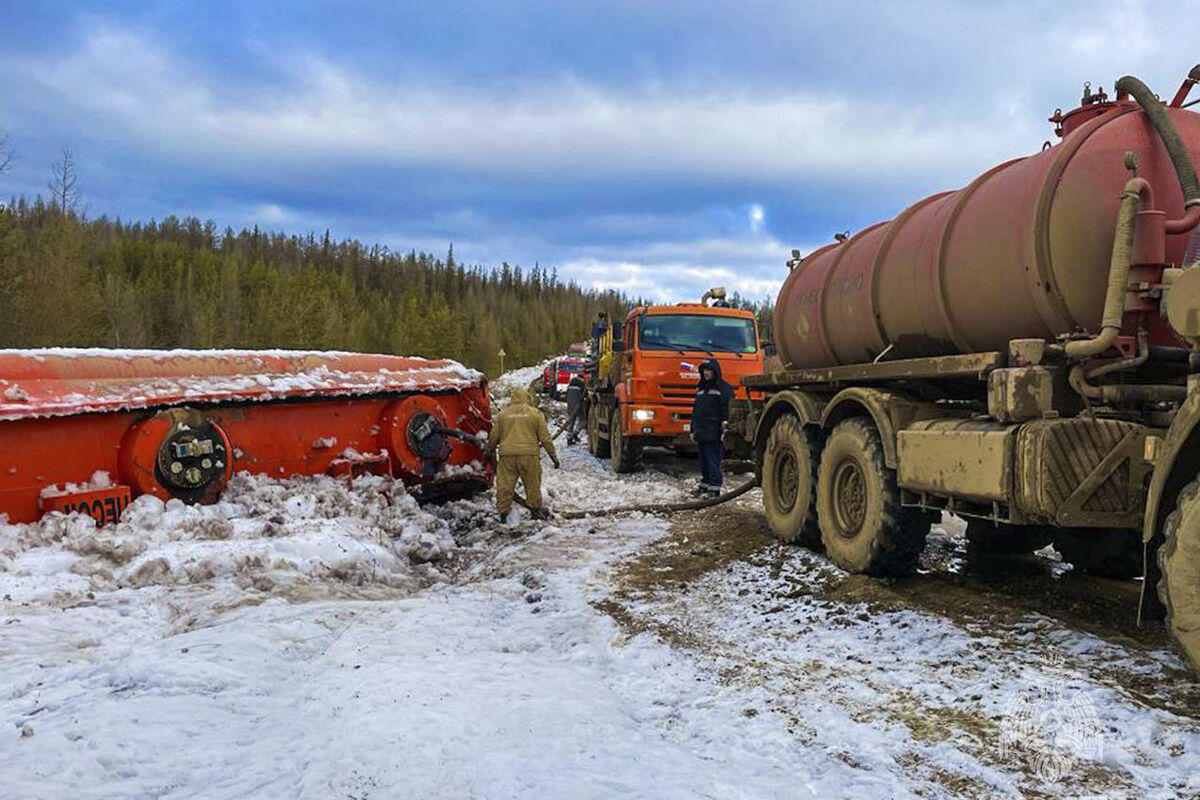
left=550, top=405, right=582, bottom=441
left=484, top=406, right=758, bottom=521
left=509, top=477, right=759, bottom=520
left=1116, top=75, right=1200, bottom=208
left=557, top=477, right=759, bottom=519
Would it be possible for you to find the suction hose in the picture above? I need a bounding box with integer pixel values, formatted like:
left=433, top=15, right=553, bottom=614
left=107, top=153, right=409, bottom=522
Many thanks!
left=1116, top=75, right=1200, bottom=211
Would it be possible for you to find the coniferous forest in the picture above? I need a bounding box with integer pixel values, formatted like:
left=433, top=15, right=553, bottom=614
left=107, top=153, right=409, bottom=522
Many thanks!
left=0, top=198, right=637, bottom=377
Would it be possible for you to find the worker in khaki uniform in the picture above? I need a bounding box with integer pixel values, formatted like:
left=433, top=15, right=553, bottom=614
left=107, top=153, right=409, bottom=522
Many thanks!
left=488, top=386, right=560, bottom=521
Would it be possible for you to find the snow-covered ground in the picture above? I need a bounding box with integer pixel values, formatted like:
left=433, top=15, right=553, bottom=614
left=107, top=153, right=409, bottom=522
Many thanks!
left=490, top=361, right=550, bottom=402
left=3, top=389, right=1200, bottom=798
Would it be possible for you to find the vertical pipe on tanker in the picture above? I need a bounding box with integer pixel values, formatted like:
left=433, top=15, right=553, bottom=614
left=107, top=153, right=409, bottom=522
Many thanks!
left=1063, top=178, right=1150, bottom=359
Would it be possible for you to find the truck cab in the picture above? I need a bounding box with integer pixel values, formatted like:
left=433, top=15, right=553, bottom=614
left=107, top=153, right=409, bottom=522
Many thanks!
left=553, top=357, right=586, bottom=398
left=584, top=288, right=764, bottom=472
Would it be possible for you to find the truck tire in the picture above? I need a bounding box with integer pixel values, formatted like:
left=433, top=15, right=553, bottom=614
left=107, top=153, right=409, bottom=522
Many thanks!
left=965, top=519, right=1052, bottom=555
left=1054, top=528, right=1142, bottom=579
left=1159, top=477, right=1200, bottom=672
left=588, top=403, right=610, bottom=458
left=761, top=415, right=821, bottom=547
left=610, top=409, right=642, bottom=473
left=816, top=417, right=929, bottom=576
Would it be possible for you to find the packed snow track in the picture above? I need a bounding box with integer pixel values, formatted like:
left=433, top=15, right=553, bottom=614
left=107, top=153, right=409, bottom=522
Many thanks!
left=2, top=382, right=1200, bottom=798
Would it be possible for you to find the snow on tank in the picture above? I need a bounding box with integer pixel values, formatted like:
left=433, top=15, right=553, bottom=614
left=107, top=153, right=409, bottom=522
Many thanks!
left=0, top=348, right=493, bottom=525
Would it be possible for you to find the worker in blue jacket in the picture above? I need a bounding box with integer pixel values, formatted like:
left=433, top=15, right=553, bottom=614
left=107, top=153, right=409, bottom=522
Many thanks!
left=691, top=359, right=732, bottom=494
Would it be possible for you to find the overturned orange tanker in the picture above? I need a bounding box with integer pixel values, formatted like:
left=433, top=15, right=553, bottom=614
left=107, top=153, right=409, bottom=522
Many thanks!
left=0, top=349, right=493, bottom=525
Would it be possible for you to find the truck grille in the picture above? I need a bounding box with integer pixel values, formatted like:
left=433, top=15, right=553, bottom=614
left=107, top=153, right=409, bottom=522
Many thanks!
left=660, top=381, right=697, bottom=402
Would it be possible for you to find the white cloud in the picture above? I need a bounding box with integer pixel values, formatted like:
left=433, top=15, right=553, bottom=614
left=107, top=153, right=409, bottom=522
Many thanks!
left=7, top=6, right=1197, bottom=305
left=9, top=25, right=1042, bottom=187
left=749, top=204, right=764, bottom=233
left=254, top=203, right=291, bottom=224
left=551, top=233, right=826, bottom=303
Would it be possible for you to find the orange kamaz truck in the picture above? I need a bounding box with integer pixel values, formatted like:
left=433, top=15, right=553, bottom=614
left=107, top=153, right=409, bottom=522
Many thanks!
left=584, top=287, right=764, bottom=472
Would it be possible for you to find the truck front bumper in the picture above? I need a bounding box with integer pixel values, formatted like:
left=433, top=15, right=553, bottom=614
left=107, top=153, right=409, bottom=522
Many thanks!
left=624, top=404, right=692, bottom=441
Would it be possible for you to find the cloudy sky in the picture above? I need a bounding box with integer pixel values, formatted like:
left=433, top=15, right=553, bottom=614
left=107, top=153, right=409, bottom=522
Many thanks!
left=1, top=1, right=1196, bottom=301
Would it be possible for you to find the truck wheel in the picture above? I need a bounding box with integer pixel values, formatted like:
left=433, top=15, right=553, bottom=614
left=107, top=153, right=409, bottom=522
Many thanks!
left=761, top=415, right=821, bottom=547
left=610, top=409, right=642, bottom=473
left=816, top=417, right=929, bottom=576
left=588, top=404, right=610, bottom=458
left=1055, top=529, right=1142, bottom=579
left=1159, top=477, right=1200, bottom=671
left=965, top=520, right=1052, bottom=555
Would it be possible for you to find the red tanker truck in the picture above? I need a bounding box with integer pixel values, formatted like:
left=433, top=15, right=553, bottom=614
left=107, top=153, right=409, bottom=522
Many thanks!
left=731, top=67, right=1200, bottom=672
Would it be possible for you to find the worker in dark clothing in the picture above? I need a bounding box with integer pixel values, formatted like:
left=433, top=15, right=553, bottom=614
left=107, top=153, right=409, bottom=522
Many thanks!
left=564, top=375, right=586, bottom=445
left=590, top=311, right=609, bottom=356
left=488, top=387, right=560, bottom=521
left=691, top=359, right=732, bottom=495
left=591, top=311, right=609, bottom=340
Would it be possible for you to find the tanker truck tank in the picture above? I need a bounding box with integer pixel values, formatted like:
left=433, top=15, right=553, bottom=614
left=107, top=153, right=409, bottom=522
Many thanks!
left=775, top=75, right=1200, bottom=370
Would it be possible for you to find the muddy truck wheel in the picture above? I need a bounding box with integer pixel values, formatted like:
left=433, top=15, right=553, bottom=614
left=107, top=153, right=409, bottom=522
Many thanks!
left=761, top=415, right=821, bottom=547
left=816, top=417, right=929, bottom=576
left=588, top=403, right=610, bottom=458
left=1159, top=477, right=1200, bottom=672
left=610, top=409, right=642, bottom=473
left=1055, top=528, right=1143, bottom=579
left=965, top=519, right=1052, bottom=555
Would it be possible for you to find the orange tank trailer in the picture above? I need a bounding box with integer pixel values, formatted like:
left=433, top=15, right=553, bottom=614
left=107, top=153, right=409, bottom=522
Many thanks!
left=0, top=349, right=493, bottom=525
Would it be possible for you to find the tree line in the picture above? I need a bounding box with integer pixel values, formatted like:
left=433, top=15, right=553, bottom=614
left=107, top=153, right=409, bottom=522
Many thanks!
left=0, top=142, right=773, bottom=376
left=0, top=198, right=633, bottom=377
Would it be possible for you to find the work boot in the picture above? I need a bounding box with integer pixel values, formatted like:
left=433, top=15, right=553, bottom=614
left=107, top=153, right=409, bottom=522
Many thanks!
left=531, top=507, right=550, bottom=521
left=498, top=511, right=509, bottom=524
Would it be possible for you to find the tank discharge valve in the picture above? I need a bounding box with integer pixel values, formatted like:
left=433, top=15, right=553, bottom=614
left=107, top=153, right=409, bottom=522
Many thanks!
left=407, top=412, right=453, bottom=476
left=155, top=415, right=231, bottom=501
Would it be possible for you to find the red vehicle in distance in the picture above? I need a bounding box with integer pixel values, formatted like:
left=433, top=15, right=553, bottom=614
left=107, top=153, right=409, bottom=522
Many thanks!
left=543, top=356, right=586, bottom=399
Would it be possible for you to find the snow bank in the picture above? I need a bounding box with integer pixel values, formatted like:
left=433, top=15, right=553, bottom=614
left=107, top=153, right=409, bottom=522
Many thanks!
left=491, top=360, right=551, bottom=403
left=38, top=470, right=115, bottom=500
left=0, top=473, right=460, bottom=614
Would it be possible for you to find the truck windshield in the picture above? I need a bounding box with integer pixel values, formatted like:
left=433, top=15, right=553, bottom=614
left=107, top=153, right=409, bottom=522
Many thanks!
left=639, top=314, right=758, bottom=354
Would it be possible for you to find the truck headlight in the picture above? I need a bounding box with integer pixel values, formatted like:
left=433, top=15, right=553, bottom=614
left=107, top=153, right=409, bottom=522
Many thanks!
left=631, top=409, right=655, bottom=421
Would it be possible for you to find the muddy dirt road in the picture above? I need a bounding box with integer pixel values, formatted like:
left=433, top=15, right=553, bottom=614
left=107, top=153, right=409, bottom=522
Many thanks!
left=592, top=468, right=1200, bottom=798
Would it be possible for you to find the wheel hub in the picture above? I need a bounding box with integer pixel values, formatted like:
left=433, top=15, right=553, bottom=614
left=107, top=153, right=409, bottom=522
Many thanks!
left=773, top=450, right=799, bottom=513
left=831, top=457, right=867, bottom=537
